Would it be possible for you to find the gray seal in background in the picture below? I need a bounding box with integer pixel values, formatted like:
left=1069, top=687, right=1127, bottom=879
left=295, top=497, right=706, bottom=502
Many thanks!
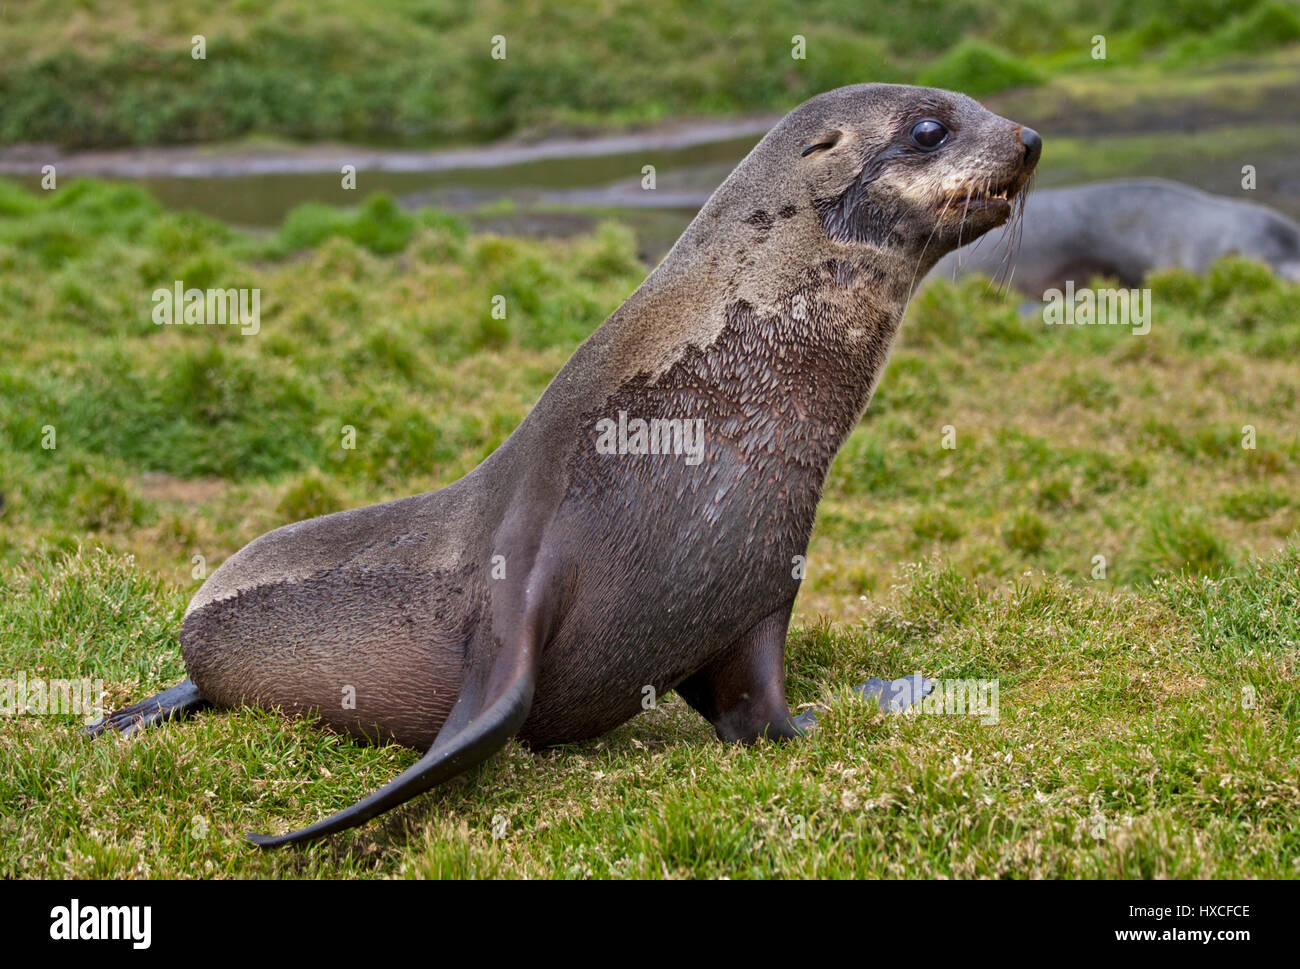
left=930, top=177, right=1300, bottom=293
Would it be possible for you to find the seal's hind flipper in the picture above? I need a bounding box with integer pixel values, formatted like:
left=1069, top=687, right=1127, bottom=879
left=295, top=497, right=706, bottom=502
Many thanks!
left=85, top=678, right=210, bottom=738
left=247, top=626, right=541, bottom=848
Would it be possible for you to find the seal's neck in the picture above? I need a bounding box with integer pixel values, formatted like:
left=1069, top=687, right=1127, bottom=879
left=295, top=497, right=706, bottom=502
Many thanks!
left=708, top=254, right=912, bottom=460
left=581, top=245, right=913, bottom=487
left=510, top=214, right=921, bottom=489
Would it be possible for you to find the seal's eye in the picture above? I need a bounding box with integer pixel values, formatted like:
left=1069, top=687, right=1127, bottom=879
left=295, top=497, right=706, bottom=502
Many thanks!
left=910, top=119, right=948, bottom=150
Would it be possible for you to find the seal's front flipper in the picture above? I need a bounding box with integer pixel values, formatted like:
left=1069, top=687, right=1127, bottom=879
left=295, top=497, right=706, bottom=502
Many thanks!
left=247, top=630, right=541, bottom=848
left=85, top=679, right=210, bottom=738
left=677, top=603, right=805, bottom=743
left=678, top=604, right=934, bottom=741
left=791, top=675, right=933, bottom=733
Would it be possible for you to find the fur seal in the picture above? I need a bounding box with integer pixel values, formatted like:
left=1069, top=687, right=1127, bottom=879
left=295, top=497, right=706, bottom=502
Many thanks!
left=929, top=177, right=1300, bottom=293
left=88, top=83, right=1040, bottom=847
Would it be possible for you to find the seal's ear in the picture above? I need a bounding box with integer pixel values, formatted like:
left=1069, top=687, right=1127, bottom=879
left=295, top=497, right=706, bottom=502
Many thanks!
left=801, top=130, right=842, bottom=157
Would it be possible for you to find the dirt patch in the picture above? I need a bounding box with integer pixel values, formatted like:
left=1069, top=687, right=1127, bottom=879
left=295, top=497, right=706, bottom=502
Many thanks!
left=137, top=472, right=225, bottom=504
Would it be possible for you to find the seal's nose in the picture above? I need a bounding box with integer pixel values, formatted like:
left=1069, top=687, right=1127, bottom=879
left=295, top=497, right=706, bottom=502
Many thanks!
left=1019, top=126, right=1042, bottom=167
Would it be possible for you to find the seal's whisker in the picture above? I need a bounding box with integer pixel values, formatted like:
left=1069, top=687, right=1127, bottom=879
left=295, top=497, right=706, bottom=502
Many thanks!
left=993, top=199, right=1016, bottom=292
left=1003, top=173, right=1032, bottom=293
left=909, top=193, right=958, bottom=294
left=963, top=183, right=975, bottom=249
left=991, top=170, right=1033, bottom=294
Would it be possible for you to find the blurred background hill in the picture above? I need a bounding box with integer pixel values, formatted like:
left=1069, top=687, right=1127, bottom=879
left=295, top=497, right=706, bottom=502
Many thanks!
left=2, top=0, right=1298, bottom=148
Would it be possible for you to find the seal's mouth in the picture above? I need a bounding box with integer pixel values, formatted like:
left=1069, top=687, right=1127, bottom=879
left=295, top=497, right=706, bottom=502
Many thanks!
left=938, top=169, right=1032, bottom=218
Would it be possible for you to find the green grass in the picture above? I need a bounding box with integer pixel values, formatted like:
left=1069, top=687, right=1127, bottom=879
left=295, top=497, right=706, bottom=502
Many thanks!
left=0, top=177, right=1297, bottom=877
left=3, top=547, right=1297, bottom=877
left=0, top=0, right=1293, bottom=148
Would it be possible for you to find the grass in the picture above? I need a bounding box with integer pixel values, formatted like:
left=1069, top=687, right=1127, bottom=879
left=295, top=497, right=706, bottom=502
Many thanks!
left=0, top=176, right=1297, bottom=877
left=0, top=0, right=1294, bottom=148
left=3, top=548, right=1297, bottom=877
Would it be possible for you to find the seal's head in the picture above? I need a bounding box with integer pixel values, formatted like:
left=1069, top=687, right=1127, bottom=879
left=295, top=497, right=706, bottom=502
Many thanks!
left=692, top=83, right=1040, bottom=289
left=791, top=83, right=1038, bottom=258
left=603, top=83, right=1041, bottom=386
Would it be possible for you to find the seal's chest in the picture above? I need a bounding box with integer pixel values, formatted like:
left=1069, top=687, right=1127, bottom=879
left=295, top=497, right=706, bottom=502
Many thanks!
left=525, top=548, right=791, bottom=735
